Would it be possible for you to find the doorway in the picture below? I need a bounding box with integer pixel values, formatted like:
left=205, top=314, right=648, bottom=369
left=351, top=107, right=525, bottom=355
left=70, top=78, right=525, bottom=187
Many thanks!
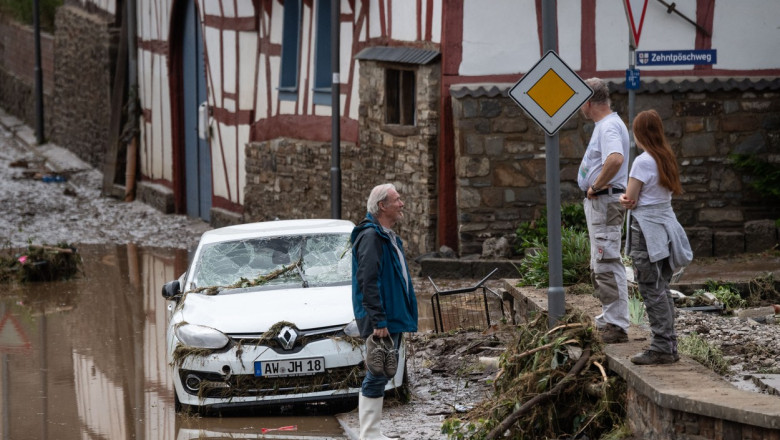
left=177, top=0, right=211, bottom=222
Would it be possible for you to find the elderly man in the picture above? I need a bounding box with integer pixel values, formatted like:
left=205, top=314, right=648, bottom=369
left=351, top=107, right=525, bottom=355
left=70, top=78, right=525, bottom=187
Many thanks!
left=351, top=183, right=418, bottom=440
left=578, top=78, right=631, bottom=344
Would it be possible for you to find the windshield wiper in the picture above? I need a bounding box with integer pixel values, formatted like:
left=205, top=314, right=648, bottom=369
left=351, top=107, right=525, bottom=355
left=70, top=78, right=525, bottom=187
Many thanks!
left=295, top=263, right=309, bottom=288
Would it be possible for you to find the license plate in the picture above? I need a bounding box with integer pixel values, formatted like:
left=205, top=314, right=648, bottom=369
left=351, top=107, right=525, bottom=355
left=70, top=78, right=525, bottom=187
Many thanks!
left=254, top=357, right=325, bottom=377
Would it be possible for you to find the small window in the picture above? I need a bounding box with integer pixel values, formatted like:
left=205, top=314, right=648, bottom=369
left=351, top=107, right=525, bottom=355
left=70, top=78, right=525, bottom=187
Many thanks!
left=312, top=0, right=332, bottom=105
left=385, top=68, right=415, bottom=125
left=279, top=0, right=302, bottom=101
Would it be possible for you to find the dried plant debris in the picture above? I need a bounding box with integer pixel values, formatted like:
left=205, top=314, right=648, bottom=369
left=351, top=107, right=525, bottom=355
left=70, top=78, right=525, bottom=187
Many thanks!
left=441, top=312, right=626, bottom=440
left=0, top=242, right=82, bottom=283
left=189, top=258, right=303, bottom=295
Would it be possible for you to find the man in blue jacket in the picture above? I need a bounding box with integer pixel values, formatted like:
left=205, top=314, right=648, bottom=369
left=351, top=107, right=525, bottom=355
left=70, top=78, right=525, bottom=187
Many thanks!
left=351, top=183, right=418, bottom=440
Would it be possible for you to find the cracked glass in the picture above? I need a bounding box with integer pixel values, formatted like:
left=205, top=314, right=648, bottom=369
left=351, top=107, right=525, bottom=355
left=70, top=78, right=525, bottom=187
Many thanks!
left=190, top=233, right=352, bottom=291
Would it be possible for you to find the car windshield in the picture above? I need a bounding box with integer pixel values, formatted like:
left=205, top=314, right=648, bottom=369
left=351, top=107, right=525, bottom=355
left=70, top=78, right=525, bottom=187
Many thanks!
left=189, top=233, right=352, bottom=292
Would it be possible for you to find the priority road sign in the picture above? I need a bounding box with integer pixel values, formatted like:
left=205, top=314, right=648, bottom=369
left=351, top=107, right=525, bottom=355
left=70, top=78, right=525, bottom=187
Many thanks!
left=509, top=51, right=593, bottom=136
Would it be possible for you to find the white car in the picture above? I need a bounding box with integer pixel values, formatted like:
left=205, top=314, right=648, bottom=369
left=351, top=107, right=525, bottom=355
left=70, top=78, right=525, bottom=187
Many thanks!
left=161, top=219, right=406, bottom=414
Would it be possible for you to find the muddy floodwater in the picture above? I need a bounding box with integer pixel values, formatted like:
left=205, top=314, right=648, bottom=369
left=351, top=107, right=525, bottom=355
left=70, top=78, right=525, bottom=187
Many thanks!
left=1, top=244, right=364, bottom=439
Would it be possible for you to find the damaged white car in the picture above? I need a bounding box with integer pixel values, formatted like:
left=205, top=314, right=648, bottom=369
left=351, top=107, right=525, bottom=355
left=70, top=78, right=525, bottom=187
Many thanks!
left=161, top=219, right=406, bottom=413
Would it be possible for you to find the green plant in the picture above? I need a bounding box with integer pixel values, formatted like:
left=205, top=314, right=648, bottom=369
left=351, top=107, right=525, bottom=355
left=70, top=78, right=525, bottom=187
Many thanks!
left=515, top=203, right=587, bottom=254
left=516, top=228, right=590, bottom=288
left=678, top=332, right=730, bottom=376
left=696, top=281, right=746, bottom=311
left=0, top=0, right=62, bottom=32
left=628, top=291, right=646, bottom=326
left=729, top=153, right=780, bottom=199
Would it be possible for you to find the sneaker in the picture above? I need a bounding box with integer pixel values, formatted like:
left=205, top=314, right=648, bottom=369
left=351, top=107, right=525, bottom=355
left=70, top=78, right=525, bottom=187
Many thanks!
left=365, top=335, right=389, bottom=376
left=598, top=324, right=628, bottom=344
left=384, top=342, right=399, bottom=377
left=630, top=350, right=679, bottom=365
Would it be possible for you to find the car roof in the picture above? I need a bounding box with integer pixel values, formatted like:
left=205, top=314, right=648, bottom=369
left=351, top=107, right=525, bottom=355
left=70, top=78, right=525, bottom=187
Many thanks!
left=197, top=219, right=356, bottom=246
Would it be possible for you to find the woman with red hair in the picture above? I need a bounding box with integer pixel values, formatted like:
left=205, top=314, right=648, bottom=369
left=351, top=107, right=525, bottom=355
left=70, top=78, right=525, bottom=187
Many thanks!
left=620, top=109, right=693, bottom=365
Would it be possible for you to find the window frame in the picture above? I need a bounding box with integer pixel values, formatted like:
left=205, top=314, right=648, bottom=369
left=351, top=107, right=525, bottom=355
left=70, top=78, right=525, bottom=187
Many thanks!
left=279, top=0, right=302, bottom=101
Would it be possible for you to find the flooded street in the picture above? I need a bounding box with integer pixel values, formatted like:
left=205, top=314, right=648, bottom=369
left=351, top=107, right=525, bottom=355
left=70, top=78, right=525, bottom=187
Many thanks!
left=1, top=244, right=349, bottom=439
left=1, top=243, right=502, bottom=440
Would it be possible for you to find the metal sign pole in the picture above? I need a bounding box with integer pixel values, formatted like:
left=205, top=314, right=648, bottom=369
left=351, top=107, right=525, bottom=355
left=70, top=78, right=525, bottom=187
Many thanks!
left=625, top=44, right=637, bottom=256
left=542, top=0, right=565, bottom=326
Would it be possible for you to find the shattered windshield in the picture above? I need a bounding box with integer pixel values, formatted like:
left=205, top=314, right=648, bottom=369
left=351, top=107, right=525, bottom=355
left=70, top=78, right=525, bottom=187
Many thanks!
left=189, top=233, right=352, bottom=292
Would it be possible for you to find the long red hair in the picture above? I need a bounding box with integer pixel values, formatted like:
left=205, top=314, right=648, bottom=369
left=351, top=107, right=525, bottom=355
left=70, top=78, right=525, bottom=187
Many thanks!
left=632, top=110, right=683, bottom=195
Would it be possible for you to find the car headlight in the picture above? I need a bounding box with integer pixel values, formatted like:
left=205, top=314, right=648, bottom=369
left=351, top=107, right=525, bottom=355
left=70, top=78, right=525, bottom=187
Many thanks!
left=175, top=324, right=230, bottom=349
left=343, top=320, right=360, bottom=337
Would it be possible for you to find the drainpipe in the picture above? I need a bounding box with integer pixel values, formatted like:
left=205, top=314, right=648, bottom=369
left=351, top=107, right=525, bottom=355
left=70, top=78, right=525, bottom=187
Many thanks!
left=32, top=0, right=45, bottom=144
left=330, top=0, right=341, bottom=219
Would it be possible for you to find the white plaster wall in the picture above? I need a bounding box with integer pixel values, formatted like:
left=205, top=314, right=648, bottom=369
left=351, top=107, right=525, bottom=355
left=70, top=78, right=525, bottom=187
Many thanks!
left=391, top=0, right=417, bottom=41
left=557, top=2, right=582, bottom=71
left=594, top=0, right=631, bottom=71
left=239, top=31, right=258, bottom=110
left=369, top=0, right=382, bottom=39
left=211, top=122, right=229, bottom=200
left=460, top=0, right=540, bottom=75
left=712, top=1, right=780, bottom=70
left=222, top=30, right=237, bottom=95
left=430, top=0, right=442, bottom=43
left=205, top=27, right=223, bottom=105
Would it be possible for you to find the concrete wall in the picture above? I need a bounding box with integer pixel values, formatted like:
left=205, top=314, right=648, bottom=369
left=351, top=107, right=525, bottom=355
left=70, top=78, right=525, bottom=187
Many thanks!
left=451, top=82, right=780, bottom=257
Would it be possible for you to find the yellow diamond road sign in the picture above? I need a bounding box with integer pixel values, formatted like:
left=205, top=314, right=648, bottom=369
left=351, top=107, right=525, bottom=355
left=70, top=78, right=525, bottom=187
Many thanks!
left=509, top=51, right=593, bottom=136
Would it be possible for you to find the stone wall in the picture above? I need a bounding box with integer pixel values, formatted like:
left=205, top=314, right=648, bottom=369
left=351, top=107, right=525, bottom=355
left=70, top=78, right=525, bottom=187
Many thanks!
left=243, top=60, right=440, bottom=257
left=0, top=20, right=55, bottom=139
left=51, top=5, right=118, bottom=169
left=627, top=387, right=780, bottom=440
left=451, top=82, right=780, bottom=257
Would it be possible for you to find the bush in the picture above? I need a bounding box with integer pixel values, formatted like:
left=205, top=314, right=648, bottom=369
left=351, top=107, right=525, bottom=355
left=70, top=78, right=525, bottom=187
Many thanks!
left=0, top=0, right=62, bottom=32
left=516, top=228, right=590, bottom=288
left=515, top=203, right=587, bottom=255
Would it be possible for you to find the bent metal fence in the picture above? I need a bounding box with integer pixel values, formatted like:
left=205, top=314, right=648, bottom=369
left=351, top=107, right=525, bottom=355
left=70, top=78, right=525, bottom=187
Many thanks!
left=428, top=268, right=505, bottom=333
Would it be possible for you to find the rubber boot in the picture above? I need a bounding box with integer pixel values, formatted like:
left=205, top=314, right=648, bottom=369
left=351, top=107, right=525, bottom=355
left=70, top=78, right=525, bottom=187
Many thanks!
left=358, top=394, right=396, bottom=440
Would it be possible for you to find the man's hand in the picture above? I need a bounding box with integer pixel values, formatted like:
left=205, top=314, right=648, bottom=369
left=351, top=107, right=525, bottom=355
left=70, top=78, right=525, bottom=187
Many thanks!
left=373, top=327, right=389, bottom=338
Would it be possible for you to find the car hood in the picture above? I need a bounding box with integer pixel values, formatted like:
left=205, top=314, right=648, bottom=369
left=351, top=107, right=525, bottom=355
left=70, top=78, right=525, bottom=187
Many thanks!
left=179, top=285, right=353, bottom=333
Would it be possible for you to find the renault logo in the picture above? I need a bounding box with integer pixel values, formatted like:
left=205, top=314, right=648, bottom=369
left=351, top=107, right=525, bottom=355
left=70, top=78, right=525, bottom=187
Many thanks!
left=277, top=325, right=298, bottom=350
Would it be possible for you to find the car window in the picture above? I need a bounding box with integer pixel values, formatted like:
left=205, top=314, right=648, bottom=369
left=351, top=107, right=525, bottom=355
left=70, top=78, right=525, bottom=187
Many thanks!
left=190, top=233, right=352, bottom=291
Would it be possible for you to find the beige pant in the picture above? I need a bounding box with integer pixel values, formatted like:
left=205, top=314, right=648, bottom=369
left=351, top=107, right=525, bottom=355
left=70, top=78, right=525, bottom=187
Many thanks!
left=584, top=195, right=630, bottom=332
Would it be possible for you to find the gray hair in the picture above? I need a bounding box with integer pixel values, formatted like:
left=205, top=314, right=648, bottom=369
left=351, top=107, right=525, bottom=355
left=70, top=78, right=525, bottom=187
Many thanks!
left=366, top=183, right=396, bottom=216
left=585, top=77, right=611, bottom=106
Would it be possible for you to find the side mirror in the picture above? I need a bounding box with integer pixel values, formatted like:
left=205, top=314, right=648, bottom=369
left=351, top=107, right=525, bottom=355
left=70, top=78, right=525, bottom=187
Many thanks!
left=162, top=280, right=181, bottom=300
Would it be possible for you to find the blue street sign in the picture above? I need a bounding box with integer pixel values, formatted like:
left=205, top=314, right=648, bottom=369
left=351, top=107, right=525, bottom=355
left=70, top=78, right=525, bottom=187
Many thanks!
left=636, top=49, right=717, bottom=66
left=626, top=69, right=640, bottom=90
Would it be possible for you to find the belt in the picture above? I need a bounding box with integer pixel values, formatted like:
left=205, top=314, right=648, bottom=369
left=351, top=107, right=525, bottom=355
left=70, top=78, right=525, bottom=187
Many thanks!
left=591, top=187, right=625, bottom=197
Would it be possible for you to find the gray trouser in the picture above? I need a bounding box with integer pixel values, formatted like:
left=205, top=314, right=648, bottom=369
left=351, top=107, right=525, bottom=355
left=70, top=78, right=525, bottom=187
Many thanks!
left=630, top=217, right=677, bottom=355
left=584, top=195, right=629, bottom=332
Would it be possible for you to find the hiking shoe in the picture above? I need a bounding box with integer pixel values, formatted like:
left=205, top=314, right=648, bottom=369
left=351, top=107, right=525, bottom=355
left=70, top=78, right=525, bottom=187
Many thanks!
left=598, top=324, right=628, bottom=344
left=365, top=335, right=390, bottom=376
left=630, top=350, right=679, bottom=365
left=384, top=343, right=399, bottom=377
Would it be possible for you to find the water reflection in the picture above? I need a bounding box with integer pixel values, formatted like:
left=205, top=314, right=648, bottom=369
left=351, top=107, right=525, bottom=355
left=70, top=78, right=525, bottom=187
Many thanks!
left=0, top=244, right=347, bottom=439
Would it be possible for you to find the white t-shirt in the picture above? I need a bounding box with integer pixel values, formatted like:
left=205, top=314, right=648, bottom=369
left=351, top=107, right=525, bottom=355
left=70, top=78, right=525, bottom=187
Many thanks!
left=578, top=112, right=630, bottom=192
left=630, top=152, right=672, bottom=206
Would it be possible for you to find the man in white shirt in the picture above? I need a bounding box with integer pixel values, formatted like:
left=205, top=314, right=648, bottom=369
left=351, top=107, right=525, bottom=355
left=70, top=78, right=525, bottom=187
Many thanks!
left=577, top=78, right=631, bottom=343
